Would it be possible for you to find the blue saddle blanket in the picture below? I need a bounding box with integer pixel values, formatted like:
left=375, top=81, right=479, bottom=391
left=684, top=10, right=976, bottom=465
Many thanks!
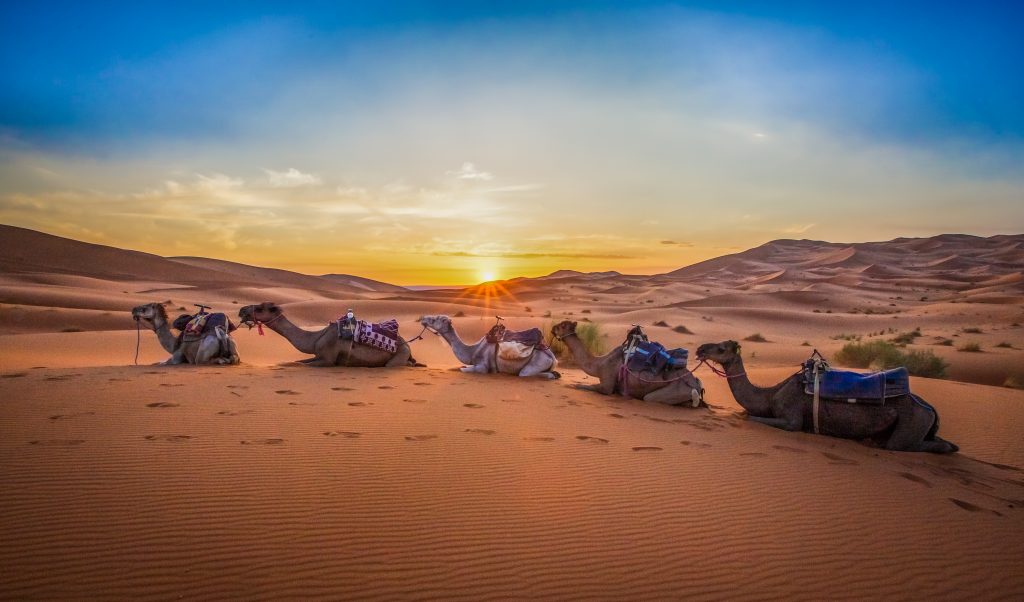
left=626, top=341, right=688, bottom=374
left=804, top=367, right=909, bottom=400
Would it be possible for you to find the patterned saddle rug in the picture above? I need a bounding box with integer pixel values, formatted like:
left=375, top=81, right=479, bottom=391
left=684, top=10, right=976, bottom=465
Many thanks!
left=356, top=319, right=400, bottom=354
left=802, top=356, right=909, bottom=403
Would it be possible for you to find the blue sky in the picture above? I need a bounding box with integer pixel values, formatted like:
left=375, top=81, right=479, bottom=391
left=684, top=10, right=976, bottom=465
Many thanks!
left=1, top=2, right=1022, bottom=283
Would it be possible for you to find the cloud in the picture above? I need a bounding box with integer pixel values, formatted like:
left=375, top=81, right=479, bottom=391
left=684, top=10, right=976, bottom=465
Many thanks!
left=782, top=223, right=816, bottom=234
left=432, top=250, right=632, bottom=259
left=660, top=240, right=694, bottom=247
left=265, top=167, right=321, bottom=188
left=448, top=162, right=493, bottom=181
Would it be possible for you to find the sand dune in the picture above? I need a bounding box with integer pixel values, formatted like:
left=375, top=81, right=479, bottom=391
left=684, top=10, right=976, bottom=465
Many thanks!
left=2, top=225, right=1023, bottom=598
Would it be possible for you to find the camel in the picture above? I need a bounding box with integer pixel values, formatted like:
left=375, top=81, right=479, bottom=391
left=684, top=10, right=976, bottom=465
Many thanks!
left=419, top=315, right=560, bottom=378
left=695, top=341, right=958, bottom=453
left=131, top=303, right=240, bottom=365
left=550, top=320, right=703, bottom=406
left=238, top=302, right=422, bottom=368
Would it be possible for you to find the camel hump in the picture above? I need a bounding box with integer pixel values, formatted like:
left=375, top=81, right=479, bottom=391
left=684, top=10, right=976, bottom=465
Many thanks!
left=803, top=365, right=910, bottom=402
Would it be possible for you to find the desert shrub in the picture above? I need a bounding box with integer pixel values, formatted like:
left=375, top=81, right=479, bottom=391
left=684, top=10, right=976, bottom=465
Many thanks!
left=995, top=341, right=1014, bottom=349
left=831, top=333, right=861, bottom=341
left=936, top=338, right=954, bottom=346
left=61, top=327, right=84, bottom=333
left=891, top=328, right=922, bottom=346
left=835, top=341, right=904, bottom=370
left=652, top=320, right=669, bottom=327
left=543, top=310, right=552, bottom=318
left=546, top=321, right=604, bottom=365
left=813, top=309, right=821, bottom=313
left=801, top=341, right=811, bottom=346
left=1004, top=374, right=1024, bottom=389
left=524, top=307, right=532, bottom=313
left=453, top=310, right=466, bottom=317
left=958, top=342, right=982, bottom=352
left=744, top=333, right=768, bottom=343
left=581, top=309, right=591, bottom=314
left=901, top=350, right=949, bottom=378
left=962, top=327, right=983, bottom=334
left=673, top=325, right=693, bottom=334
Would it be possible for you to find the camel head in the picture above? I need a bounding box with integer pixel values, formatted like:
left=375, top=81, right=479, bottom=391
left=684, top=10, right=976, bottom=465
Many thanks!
left=696, top=340, right=742, bottom=366
left=238, top=302, right=281, bottom=326
left=131, top=302, right=168, bottom=330
left=419, top=315, right=453, bottom=333
left=551, top=320, right=578, bottom=340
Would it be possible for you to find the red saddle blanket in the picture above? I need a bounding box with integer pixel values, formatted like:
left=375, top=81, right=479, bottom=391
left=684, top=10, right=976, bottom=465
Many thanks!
left=174, top=313, right=236, bottom=340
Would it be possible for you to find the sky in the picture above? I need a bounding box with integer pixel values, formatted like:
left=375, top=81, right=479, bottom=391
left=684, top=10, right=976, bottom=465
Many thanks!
left=1, top=1, right=1022, bottom=285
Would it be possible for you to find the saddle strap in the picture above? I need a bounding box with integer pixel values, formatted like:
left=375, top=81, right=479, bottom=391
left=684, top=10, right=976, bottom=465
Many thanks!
left=813, top=364, right=821, bottom=434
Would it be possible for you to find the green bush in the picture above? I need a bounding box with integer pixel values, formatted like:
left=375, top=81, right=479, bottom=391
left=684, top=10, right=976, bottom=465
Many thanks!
left=836, top=340, right=904, bottom=369
left=744, top=333, right=768, bottom=343
left=890, top=328, right=922, bottom=346
left=546, top=321, right=604, bottom=364
left=958, top=342, right=982, bottom=352
left=835, top=340, right=948, bottom=378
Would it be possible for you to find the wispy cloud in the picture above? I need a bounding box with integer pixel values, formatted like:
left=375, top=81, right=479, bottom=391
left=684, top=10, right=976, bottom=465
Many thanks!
left=265, top=168, right=321, bottom=188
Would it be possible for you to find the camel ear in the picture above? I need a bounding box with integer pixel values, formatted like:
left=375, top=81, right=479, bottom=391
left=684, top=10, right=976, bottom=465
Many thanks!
left=727, top=341, right=741, bottom=354
left=270, top=305, right=280, bottom=313
left=571, top=321, right=578, bottom=328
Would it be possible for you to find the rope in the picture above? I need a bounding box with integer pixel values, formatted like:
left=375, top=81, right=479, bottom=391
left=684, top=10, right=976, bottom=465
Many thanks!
left=692, top=358, right=746, bottom=379
left=406, top=324, right=432, bottom=343
left=134, top=318, right=141, bottom=365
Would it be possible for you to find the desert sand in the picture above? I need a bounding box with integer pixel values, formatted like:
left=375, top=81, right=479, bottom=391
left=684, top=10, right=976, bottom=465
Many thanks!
left=2, top=225, right=1023, bottom=599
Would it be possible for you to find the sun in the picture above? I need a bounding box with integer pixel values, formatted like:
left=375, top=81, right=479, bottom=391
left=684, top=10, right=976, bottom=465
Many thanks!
left=480, top=270, right=496, bottom=283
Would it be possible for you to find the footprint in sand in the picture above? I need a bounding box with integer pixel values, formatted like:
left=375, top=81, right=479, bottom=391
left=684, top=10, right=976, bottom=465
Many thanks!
left=525, top=436, right=555, bottom=442
left=29, top=439, right=85, bottom=446
left=821, top=452, right=859, bottom=465
left=229, top=391, right=242, bottom=397
left=608, top=413, right=625, bottom=419
left=348, top=401, right=367, bottom=407
left=740, top=452, right=768, bottom=457
left=275, top=390, right=300, bottom=395
left=576, top=435, right=609, bottom=444
left=632, top=446, right=663, bottom=452
left=48, top=411, right=96, bottom=421
left=323, top=431, right=361, bottom=438
left=680, top=440, right=712, bottom=448
left=146, top=402, right=179, bottom=408
left=403, top=398, right=428, bottom=403
left=378, top=385, right=395, bottom=390
left=772, top=445, right=808, bottom=454
left=288, top=401, right=315, bottom=406
left=45, top=374, right=82, bottom=381
left=643, top=416, right=673, bottom=424
left=2, top=372, right=28, bottom=378
left=226, top=385, right=248, bottom=390
left=949, top=498, right=984, bottom=512
left=144, top=435, right=193, bottom=442
left=414, top=382, right=432, bottom=386
left=463, top=403, right=484, bottom=409
left=465, top=429, right=496, bottom=435
left=241, top=438, right=284, bottom=445
left=405, top=435, right=438, bottom=441
left=331, top=387, right=356, bottom=392
left=159, top=383, right=184, bottom=387
left=898, top=472, right=933, bottom=487
left=501, top=398, right=522, bottom=403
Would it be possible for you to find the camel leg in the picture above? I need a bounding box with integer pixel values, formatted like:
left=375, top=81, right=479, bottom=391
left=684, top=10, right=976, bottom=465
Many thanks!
left=194, top=338, right=223, bottom=365
left=385, top=344, right=412, bottom=368
left=461, top=362, right=489, bottom=374
left=643, top=381, right=703, bottom=407
left=303, top=358, right=337, bottom=367
left=518, top=355, right=558, bottom=379
left=573, top=379, right=616, bottom=395
left=884, top=401, right=956, bottom=453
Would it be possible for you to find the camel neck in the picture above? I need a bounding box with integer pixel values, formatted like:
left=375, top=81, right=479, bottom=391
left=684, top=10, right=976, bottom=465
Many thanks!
left=264, top=314, right=325, bottom=355
left=562, top=334, right=604, bottom=377
left=151, top=318, right=179, bottom=354
left=723, top=355, right=772, bottom=415
left=437, top=325, right=481, bottom=365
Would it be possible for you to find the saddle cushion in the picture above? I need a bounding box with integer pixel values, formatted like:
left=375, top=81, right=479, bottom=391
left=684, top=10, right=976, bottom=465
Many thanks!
left=804, top=367, right=910, bottom=400
left=178, top=313, right=236, bottom=341
left=357, top=319, right=399, bottom=354
left=498, top=341, right=535, bottom=361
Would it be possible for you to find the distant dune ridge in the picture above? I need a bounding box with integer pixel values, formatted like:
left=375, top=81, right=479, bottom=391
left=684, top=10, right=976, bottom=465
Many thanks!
left=2, top=222, right=1024, bottom=599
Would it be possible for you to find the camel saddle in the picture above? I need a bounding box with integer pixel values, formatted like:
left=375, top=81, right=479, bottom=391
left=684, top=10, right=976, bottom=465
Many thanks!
left=173, top=312, right=236, bottom=342
left=622, top=326, right=688, bottom=375
left=485, top=323, right=548, bottom=360
left=802, top=354, right=909, bottom=404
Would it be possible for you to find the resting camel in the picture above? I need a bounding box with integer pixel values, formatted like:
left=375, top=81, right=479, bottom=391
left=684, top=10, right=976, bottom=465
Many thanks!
left=419, top=315, right=560, bottom=378
left=550, top=320, right=703, bottom=406
left=131, top=303, right=240, bottom=365
left=695, top=341, right=958, bottom=453
left=238, top=302, right=422, bottom=368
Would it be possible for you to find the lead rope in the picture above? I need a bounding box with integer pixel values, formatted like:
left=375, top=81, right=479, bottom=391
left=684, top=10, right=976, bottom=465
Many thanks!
left=813, top=362, right=821, bottom=434
left=134, top=319, right=141, bottom=365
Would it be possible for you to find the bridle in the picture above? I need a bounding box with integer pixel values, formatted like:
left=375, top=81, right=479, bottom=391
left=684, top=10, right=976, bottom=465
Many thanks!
left=246, top=309, right=283, bottom=335
left=693, top=357, right=746, bottom=379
